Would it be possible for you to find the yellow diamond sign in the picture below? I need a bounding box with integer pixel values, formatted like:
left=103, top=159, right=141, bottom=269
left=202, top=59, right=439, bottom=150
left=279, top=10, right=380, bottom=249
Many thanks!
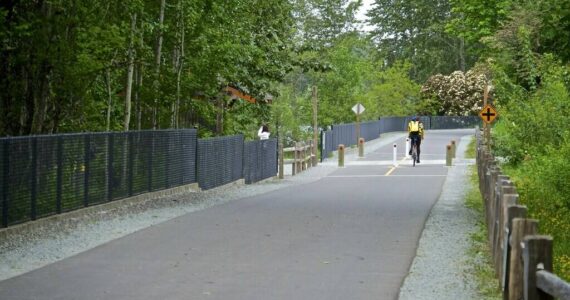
left=479, top=104, right=498, bottom=124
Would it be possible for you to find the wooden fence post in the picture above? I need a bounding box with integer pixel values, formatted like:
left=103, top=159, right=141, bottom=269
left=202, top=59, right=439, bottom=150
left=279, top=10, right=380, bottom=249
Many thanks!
left=338, top=144, right=345, bottom=167
left=502, top=203, right=526, bottom=298
left=509, top=218, right=538, bottom=300
left=523, top=235, right=553, bottom=300
left=312, top=139, right=318, bottom=167
left=494, top=179, right=515, bottom=276
left=301, top=142, right=307, bottom=171
left=487, top=165, right=501, bottom=245
left=292, top=142, right=298, bottom=176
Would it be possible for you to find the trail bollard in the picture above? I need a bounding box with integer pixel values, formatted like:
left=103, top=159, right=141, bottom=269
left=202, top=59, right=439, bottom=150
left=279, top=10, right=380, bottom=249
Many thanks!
left=451, top=140, right=456, bottom=158
left=405, top=138, right=410, bottom=158
left=446, top=144, right=452, bottom=166
left=393, top=143, right=397, bottom=166
left=358, top=138, right=365, bottom=157
left=338, top=144, right=345, bottom=167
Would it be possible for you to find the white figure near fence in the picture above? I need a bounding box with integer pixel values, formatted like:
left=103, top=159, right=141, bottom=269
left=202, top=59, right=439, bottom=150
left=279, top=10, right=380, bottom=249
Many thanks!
left=258, top=125, right=270, bottom=140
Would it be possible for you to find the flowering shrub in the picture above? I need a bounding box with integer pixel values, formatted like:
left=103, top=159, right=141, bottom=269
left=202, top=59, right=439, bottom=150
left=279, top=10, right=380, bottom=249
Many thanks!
left=420, top=69, right=490, bottom=115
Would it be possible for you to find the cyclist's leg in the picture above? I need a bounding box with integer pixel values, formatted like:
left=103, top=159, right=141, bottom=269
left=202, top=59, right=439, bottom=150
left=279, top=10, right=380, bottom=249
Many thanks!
left=410, top=135, right=418, bottom=156
left=416, top=137, right=421, bottom=162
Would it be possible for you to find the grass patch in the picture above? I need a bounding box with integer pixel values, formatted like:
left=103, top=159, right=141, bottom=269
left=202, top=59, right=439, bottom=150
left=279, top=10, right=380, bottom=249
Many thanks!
left=500, top=164, right=570, bottom=281
left=465, top=136, right=476, bottom=159
left=465, top=165, right=502, bottom=299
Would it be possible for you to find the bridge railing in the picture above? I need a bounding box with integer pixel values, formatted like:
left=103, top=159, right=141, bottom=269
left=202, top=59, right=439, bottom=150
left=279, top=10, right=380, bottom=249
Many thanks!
left=476, top=129, right=570, bottom=300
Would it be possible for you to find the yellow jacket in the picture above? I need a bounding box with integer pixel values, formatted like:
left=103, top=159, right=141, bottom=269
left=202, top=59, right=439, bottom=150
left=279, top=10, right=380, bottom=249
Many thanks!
left=407, top=120, right=424, bottom=139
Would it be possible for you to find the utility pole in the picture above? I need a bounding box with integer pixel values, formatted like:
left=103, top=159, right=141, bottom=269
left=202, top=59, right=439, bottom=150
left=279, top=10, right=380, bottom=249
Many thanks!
left=312, top=86, right=318, bottom=166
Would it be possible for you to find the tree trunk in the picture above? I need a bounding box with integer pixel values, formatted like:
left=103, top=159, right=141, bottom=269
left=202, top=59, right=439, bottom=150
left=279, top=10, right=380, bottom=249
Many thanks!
left=459, top=37, right=466, bottom=72
left=106, top=68, right=113, bottom=131
left=152, top=0, right=166, bottom=130
left=30, top=65, right=52, bottom=134
left=171, top=1, right=184, bottom=129
left=124, top=13, right=137, bottom=132
left=216, top=95, right=224, bottom=135
left=30, top=2, right=55, bottom=135
left=136, top=17, right=144, bottom=132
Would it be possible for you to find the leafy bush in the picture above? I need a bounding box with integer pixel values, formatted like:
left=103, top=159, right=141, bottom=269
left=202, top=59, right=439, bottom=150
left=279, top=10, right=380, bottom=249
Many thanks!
left=493, top=62, right=570, bottom=164
left=491, top=57, right=570, bottom=280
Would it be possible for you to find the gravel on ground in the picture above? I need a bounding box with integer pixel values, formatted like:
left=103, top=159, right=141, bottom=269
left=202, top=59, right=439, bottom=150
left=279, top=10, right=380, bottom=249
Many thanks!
left=398, top=134, right=480, bottom=300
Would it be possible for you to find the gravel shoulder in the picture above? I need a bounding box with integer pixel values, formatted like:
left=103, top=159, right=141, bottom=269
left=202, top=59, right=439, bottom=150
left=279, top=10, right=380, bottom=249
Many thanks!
left=398, top=134, right=480, bottom=299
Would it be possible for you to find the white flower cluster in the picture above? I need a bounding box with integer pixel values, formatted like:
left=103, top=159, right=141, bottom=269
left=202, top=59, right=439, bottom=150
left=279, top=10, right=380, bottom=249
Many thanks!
left=421, top=70, right=490, bottom=116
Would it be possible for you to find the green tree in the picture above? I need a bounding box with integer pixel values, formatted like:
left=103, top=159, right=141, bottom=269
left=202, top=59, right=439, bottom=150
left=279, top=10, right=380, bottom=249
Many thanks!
left=367, top=0, right=474, bottom=82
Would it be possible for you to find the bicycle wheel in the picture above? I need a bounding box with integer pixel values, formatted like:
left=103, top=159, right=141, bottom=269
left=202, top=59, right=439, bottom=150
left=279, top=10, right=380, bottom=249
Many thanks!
left=412, top=145, right=417, bottom=167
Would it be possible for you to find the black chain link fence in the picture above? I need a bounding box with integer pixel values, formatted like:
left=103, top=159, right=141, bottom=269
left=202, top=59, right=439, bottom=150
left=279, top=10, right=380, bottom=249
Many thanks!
left=197, top=135, right=244, bottom=191
left=1, top=129, right=197, bottom=228
left=243, top=139, right=278, bottom=184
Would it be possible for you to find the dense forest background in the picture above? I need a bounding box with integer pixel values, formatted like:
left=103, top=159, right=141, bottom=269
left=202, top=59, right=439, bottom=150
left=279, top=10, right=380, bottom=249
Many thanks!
left=2, top=0, right=570, bottom=279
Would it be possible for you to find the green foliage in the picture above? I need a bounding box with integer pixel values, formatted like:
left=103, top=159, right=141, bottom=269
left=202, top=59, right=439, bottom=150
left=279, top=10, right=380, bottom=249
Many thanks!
left=493, top=63, right=570, bottom=164
left=366, top=61, right=420, bottom=116
left=367, top=0, right=476, bottom=82
left=312, top=34, right=381, bottom=125
left=502, top=154, right=570, bottom=280
left=446, top=0, right=512, bottom=47
left=535, top=0, right=570, bottom=63
left=481, top=0, right=570, bottom=280
left=271, top=82, right=312, bottom=145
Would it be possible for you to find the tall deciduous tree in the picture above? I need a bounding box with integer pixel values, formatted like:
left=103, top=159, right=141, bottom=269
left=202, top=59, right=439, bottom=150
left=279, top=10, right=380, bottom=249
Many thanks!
left=367, top=0, right=475, bottom=82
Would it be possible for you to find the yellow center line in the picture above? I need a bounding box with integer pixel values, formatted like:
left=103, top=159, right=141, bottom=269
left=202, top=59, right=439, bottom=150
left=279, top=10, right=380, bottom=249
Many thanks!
left=384, top=167, right=396, bottom=176
left=384, top=156, right=408, bottom=176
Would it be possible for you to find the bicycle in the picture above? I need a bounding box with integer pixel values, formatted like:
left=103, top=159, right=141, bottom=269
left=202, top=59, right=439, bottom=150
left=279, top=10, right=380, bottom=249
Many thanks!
left=410, top=136, right=419, bottom=167
left=411, top=142, right=418, bottom=167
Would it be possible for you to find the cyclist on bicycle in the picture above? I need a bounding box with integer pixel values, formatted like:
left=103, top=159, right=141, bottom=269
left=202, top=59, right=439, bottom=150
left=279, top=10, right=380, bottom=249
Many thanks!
left=408, top=116, right=424, bottom=163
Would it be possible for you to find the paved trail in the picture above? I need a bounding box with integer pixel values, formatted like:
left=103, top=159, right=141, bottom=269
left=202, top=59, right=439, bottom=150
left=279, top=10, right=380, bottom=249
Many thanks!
left=0, top=129, right=473, bottom=300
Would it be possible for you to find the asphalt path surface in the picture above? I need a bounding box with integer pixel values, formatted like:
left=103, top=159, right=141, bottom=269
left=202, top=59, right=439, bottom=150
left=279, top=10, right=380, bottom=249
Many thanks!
left=0, top=129, right=473, bottom=300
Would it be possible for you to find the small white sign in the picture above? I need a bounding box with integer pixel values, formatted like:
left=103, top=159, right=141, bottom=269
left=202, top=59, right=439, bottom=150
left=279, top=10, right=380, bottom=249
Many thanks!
left=352, top=103, right=365, bottom=115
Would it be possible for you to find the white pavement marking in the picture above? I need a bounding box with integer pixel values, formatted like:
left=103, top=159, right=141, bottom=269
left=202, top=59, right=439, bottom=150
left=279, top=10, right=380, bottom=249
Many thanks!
left=326, top=175, right=447, bottom=178
left=344, top=160, right=446, bottom=166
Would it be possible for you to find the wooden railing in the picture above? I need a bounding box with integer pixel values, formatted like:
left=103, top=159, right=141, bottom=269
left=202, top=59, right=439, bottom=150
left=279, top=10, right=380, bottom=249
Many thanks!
left=476, top=129, right=570, bottom=300
left=278, top=140, right=317, bottom=179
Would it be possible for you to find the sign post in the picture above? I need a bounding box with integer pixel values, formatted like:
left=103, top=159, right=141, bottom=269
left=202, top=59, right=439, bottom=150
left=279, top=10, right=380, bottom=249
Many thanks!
left=352, top=103, right=365, bottom=145
left=479, top=86, right=498, bottom=148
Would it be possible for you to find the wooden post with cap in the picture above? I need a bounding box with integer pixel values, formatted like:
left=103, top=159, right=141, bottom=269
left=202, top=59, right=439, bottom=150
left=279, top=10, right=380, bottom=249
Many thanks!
left=338, top=144, right=345, bottom=167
